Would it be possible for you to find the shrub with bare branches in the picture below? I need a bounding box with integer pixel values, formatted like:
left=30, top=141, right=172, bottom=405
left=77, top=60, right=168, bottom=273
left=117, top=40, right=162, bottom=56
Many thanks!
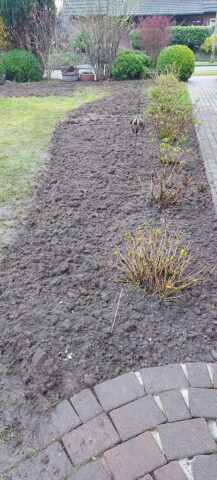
left=113, top=224, right=211, bottom=298
left=30, top=3, right=56, bottom=78
left=78, top=0, right=132, bottom=80
left=151, top=161, right=204, bottom=206
left=137, top=15, right=174, bottom=65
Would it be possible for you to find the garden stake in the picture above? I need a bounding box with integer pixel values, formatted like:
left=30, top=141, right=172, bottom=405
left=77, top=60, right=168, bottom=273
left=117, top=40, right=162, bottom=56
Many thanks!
left=111, top=288, right=123, bottom=334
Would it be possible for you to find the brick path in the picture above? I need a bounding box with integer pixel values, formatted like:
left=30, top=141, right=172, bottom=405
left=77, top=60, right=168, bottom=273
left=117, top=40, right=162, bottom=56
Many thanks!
left=188, top=75, right=217, bottom=214
left=3, top=363, right=217, bottom=480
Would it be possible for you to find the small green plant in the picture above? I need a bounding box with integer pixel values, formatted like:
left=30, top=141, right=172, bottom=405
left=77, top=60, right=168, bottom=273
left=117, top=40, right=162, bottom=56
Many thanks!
left=0, top=421, right=18, bottom=446
left=157, top=45, right=195, bottom=81
left=151, top=161, right=204, bottom=206
left=147, top=73, right=197, bottom=142
left=2, top=49, right=41, bottom=82
left=113, top=224, right=210, bottom=298
left=112, top=50, right=150, bottom=80
left=159, top=139, right=182, bottom=164
left=0, top=473, right=8, bottom=479
left=32, top=448, right=40, bottom=457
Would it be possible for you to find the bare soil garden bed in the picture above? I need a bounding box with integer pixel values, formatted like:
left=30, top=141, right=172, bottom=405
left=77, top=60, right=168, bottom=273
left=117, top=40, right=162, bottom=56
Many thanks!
left=0, top=79, right=115, bottom=97
left=0, top=81, right=217, bottom=469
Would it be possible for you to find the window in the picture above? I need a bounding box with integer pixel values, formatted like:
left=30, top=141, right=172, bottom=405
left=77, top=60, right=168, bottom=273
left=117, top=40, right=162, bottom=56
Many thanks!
left=210, top=18, right=216, bottom=27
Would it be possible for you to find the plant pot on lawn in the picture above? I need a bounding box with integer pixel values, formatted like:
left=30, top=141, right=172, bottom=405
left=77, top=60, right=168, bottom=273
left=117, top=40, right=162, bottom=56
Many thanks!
left=62, top=66, right=79, bottom=82
left=80, top=71, right=95, bottom=82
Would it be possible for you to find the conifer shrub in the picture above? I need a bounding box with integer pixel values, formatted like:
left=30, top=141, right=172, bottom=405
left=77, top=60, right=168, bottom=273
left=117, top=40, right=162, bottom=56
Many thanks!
left=2, top=49, right=41, bottom=82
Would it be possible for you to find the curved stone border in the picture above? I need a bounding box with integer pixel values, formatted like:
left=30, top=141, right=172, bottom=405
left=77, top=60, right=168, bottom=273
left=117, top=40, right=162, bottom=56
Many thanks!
left=5, top=363, right=217, bottom=480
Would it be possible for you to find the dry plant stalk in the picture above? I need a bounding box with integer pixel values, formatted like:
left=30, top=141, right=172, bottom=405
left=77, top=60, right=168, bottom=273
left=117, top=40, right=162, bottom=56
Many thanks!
left=151, top=161, right=204, bottom=206
left=113, top=224, right=211, bottom=298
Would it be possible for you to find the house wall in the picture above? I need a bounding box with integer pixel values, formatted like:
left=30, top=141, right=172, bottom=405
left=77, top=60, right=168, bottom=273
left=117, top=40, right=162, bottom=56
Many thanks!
left=202, top=12, right=216, bottom=25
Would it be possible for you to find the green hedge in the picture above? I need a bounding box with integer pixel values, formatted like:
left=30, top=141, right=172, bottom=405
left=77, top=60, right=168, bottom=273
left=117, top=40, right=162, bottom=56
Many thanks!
left=157, top=45, right=195, bottom=81
left=172, top=26, right=212, bottom=48
left=2, top=49, right=41, bottom=82
left=130, top=26, right=212, bottom=51
left=0, top=61, right=4, bottom=75
left=112, top=50, right=150, bottom=80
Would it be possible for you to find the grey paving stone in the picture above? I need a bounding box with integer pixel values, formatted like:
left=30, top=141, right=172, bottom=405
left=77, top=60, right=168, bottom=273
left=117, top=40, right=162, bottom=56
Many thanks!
left=110, top=395, right=166, bottom=441
left=104, top=431, right=166, bottom=480
left=62, top=413, right=120, bottom=465
left=139, top=476, right=152, bottom=480
left=191, top=454, right=217, bottom=480
left=68, top=459, right=111, bottom=480
left=7, top=442, right=73, bottom=480
left=158, top=418, right=216, bottom=461
left=51, top=399, right=81, bottom=435
left=159, top=390, right=191, bottom=422
left=185, top=362, right=212, bottom=388
left=70, top=389, right=102, bottom=422
left=211, top=363, right=217, bottom=388
left=154, top=461, right=188, bottom=480
left=33, top=399, right=82, bottom=450
left=139, top=365, right=189, bottom=394
left=94, top=372, right=144, bottom=411
left=189, top=388, right=217, bottom=418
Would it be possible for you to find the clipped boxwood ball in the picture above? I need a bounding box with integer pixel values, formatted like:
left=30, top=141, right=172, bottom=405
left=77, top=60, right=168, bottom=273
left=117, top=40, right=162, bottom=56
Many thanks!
left=112, top=49, right=150, bottom=80
left=2, top=49, right=41, bottom=82
left=157, top=45, right=195, bottom=81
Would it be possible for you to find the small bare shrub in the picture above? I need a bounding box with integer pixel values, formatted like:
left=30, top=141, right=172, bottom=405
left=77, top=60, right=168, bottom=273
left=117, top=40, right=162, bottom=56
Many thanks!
left=113, top=224, right=211, bottom=298
left=151, top=161, right=203, bottom=206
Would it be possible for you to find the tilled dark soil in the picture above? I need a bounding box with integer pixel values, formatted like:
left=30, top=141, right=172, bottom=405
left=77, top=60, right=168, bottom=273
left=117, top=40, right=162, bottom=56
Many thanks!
left=0, top=79, right=113, bottom=97
left=0, top=81, right=217, bottom=470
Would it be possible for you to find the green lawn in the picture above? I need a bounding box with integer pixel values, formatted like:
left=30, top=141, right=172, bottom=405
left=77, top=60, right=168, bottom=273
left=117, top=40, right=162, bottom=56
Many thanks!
left=193, top=69, right=217, bottom=76
left=0, top=89, right=106, bottom=203
left=0, top=87, right=107, bottom=256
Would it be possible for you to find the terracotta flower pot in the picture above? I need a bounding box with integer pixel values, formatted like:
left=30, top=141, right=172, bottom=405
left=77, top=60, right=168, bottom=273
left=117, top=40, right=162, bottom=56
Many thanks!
left=80, top=72, right=95, bottom=82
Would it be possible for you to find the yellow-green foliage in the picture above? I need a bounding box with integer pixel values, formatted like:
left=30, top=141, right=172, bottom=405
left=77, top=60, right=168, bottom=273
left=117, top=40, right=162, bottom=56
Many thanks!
left=0, top=11, right=11, bottom=49
left=147, top=73, right=194, bottom=142
left=113, top=224, right=209, bottom=298
left=201, top=34, right=217, bottom=53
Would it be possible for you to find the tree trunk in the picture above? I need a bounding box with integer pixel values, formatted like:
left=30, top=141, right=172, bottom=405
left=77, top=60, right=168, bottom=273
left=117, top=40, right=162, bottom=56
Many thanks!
left=211, top=11, right=217, bottom=63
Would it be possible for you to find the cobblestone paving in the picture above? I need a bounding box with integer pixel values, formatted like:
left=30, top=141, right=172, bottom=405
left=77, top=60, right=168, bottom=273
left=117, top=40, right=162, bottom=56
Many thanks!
left=188, top=75, right=217, bottom=215
left=3, top=363, right=217, bottom=480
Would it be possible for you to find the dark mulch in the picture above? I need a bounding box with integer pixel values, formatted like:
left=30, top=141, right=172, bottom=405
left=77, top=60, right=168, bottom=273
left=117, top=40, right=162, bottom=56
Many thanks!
left=0, top=81, right=217, bottom=470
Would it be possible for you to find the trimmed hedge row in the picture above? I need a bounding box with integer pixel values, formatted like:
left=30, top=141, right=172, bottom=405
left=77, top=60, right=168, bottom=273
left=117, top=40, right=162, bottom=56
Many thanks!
left=130, top=25, right=213, bottom=51
left=171, top=25, right=212, bottom=48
